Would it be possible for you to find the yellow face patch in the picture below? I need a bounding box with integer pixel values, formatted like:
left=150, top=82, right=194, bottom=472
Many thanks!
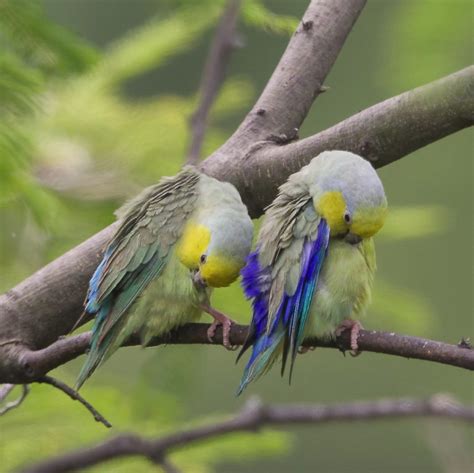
left=315, top=191, right=347, bottom=235
left=315, top=191, right=387, bottom=239
left=200, top=253, right=242, bottom=288
left=351, top=206, right=387, bottom=238
left=176, top=223, right=210, bottom=269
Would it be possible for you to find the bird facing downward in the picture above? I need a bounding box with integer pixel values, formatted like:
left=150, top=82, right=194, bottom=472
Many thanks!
left=237, top=150, right=387, bottom=393
left=76, top=167, right=253, bottom=389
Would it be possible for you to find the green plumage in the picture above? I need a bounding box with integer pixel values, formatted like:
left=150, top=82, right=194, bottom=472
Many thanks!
left=238, top=151, right=387, bottom=391
left=259, top=151, right=384, bottom=339
left=77, top=167, right=253, bottom=388
left=305, top=237, right=376, bottom=338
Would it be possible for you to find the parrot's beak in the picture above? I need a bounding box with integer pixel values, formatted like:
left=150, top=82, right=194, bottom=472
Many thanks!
left=193, top=270, right=207, bottom=288
left=344, top=232, right=362, bottom=245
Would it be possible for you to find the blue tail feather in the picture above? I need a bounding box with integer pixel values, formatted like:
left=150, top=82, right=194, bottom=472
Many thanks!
left=237, top=219, right=330, bottom=393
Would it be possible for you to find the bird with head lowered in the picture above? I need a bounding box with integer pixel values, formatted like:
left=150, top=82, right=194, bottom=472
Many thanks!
left=238, top=150, right=387, bottom=393
left=76, top=167, right=253, bottom=389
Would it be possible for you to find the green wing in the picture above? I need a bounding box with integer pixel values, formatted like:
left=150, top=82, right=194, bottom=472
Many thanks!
left=258, top=180, right=318, bottom=328
left=77, top=167, right=200, bottom=388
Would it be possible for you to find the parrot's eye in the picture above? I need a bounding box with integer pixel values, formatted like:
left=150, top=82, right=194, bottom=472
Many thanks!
left=343, top=212, right=352, bottom=224
left=200, top=254, right=207, bottom=264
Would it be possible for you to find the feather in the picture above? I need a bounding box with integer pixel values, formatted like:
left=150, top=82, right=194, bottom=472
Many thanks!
left=238, top=151, right=387, bottom=393
left=237, top=250, right=271, bottom=363
left=76, top=168, right=201, bottom=388
left=238, top=215, right=329, bottom=394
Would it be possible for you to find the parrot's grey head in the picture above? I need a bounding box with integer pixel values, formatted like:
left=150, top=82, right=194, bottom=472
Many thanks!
left=177, top=179, right=253, bottom=288
left=197, top=210, right=253, bottom=287
left=302, top=150, right=387, bottom=243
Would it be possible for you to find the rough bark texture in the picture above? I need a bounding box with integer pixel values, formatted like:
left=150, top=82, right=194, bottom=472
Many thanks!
left=233, top=66, right=474, bottom=214
left=202, top=0, right=368, bottom=216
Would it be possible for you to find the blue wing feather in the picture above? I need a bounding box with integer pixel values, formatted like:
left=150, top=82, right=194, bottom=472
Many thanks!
left=236, top=250, right=272, bottom=363
left=76, top=168, right=201, bottom=389
left=238, top=219, right=329, bottom=394
left=76, top=251, right=166, bottom=389
left=85, top=246, right=115, bottom=313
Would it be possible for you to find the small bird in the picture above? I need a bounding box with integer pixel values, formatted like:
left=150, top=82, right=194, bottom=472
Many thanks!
left=237, top=150, right=387, bottom=393
left=76, top=166, right=253, bottom=388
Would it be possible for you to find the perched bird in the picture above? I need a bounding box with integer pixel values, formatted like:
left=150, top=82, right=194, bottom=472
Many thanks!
left=76, top=167, right=253, bottom=389
left=237, top=150, right=387, bottom=393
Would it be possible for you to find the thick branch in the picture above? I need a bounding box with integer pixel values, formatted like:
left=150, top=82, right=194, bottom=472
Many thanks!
left=240, top=66, right=474, bottom=212
left=3, top=324, right=472, bottom=383
left=185, top=0, right=241, bottom=165
left=202, top=0, right=367, bottom=206
left=20, top=395, right=474, bottom=473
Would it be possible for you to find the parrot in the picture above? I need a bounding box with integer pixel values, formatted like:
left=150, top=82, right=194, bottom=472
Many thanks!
left=237, top=150, right=387, bottom=394
left=75, top=166, right=253, bottom=389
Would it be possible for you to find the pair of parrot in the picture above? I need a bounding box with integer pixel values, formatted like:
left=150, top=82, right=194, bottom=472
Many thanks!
left=76, top=150, right=387, bottom=392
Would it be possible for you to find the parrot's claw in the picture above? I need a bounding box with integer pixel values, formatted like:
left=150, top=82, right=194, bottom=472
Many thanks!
left=298, top=346, right=316, bottom=354
left=335, top=319, right=363, bottom=356
left=202, top=305, right=236, bottom=350
left=207, top=322, right=217, bottom=343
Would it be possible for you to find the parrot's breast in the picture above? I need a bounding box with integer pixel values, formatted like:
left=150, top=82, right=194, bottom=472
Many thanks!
left=128, top=250, right=207, bottom=344
left=305, top=238, right=376, bottom=337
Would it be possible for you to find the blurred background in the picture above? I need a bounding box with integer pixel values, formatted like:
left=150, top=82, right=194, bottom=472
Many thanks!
left=0, top=0, right=472, bottom=471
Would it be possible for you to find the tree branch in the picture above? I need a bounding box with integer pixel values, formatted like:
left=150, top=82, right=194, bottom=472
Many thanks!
left=185, top=0, right=241, bottom=165
left=0, top=384, right=29, bottom=415
left=2, top=324, right=471, bottom=384
left=19, top=395, right=474, bottom=473
left=236, top=66, right=474, bottom=214
left=0, top=383, right=15, bottom=401
left=37, top=376, right=112, bottom=428
left=0, top=1, right=472, bottom=386
left=201, top=0, right=367, bottom=205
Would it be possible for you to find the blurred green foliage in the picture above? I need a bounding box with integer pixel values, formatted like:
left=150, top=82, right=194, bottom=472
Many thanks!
left=381, top=0, right=472, bottom=90
left=1, top=380, right=289, bottom=473
left=0, top=1, right=472, bottom=472
left=0, top=0, right=98, bottom=228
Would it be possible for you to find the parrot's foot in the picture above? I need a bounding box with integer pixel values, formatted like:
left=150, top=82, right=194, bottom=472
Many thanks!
left=335, top=319, right=363, bottom=356
left=298, top=346, right=316, bottom=355
left=201, top=305, right=237, bottom=350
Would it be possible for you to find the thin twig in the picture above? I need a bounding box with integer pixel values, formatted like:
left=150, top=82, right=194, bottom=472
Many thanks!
left=37, top=376, right=112, bottom=428
left=0, top=384, right=29, bottom=415
left=185, top=0, right=241, bottom=165
left=20, top=394, right=474, bottom=473
left=0, top=383, right=15, bottom=401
